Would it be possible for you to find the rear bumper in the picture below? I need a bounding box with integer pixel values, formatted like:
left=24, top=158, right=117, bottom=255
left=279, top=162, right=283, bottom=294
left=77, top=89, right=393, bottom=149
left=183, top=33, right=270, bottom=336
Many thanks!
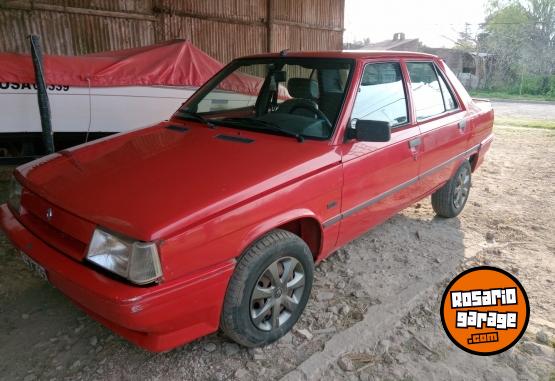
left=473, top=133, right=494, bottom=171
left=0, top=204, right=235, bottom=352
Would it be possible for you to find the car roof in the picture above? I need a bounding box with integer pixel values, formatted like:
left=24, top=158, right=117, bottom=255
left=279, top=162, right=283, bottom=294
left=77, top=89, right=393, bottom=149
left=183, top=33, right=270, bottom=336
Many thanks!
left=239, top=50, right=438, bottom=61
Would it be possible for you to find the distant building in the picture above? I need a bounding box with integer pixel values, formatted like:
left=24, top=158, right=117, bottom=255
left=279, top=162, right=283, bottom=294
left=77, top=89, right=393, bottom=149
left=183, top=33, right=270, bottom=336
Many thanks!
left=358, top=33, right=422, bottom=52
left=420, top=48, right=473, bottom=73
left=421, top=48, right=493, bottom=90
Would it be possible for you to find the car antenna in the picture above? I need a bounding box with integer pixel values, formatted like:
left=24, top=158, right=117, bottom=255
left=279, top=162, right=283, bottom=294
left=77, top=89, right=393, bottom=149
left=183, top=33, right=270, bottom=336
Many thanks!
left=280, top=49, right=289, bottom=57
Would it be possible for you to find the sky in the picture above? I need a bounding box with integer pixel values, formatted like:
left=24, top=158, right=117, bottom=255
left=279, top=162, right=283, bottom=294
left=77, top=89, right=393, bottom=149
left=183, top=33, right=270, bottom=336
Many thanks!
left=344, top=0, right=490, bottom=48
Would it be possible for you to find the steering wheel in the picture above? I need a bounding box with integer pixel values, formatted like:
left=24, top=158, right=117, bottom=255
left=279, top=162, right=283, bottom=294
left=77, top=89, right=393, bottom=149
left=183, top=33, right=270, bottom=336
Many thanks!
left=284, top=99, right=333, bottom=129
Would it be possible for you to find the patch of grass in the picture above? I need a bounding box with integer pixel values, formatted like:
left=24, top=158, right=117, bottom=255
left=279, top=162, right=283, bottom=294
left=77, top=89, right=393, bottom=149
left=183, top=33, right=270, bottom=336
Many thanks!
left=469, top=91, right=555, bottom=102
left=494, top=118, right=555, bottom=130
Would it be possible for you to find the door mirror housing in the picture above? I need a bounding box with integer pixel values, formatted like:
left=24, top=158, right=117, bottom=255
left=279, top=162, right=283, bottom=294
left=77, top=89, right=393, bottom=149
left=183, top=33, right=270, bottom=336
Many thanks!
left=346, top=119, right=391, bottom=142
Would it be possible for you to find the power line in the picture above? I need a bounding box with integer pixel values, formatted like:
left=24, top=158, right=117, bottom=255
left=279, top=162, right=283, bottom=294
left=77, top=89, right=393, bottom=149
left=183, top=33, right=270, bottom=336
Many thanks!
left=345, top=21, right=551, bottom=27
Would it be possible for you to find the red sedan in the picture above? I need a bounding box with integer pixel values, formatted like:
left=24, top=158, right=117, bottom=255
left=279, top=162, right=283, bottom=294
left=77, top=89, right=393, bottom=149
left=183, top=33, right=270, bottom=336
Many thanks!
left=0, top=50, right=494, bottom=351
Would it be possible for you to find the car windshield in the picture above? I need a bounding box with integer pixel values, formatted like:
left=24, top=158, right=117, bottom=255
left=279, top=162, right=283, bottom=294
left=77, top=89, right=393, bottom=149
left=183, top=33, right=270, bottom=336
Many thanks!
left=176, top=57, right=354, bottom=141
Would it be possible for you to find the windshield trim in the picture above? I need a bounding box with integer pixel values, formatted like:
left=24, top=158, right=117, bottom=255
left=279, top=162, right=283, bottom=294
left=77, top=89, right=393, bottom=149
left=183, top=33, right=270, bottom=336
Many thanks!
left=175, top=57, right=356, bottom=141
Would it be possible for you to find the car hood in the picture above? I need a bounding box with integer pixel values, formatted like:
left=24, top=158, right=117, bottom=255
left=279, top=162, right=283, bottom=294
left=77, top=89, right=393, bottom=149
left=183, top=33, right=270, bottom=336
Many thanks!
left=16, top=122, right=340, bottom=241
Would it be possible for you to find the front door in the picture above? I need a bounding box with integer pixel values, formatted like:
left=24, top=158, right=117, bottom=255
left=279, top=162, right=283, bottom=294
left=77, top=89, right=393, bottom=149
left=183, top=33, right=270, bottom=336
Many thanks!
left=335, top=61, right=421, bottom=246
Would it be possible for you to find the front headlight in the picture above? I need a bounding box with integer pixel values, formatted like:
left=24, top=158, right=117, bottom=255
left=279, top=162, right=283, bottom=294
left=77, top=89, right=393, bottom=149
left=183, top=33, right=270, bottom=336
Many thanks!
left=8, top=175, right=22, bottom=214
left=86, top=228, right=162, bottom=285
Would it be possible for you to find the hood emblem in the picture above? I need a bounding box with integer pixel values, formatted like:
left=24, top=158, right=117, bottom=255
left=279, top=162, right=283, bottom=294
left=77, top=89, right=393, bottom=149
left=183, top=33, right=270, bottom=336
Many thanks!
left=46, top=208, right=53, bottom=222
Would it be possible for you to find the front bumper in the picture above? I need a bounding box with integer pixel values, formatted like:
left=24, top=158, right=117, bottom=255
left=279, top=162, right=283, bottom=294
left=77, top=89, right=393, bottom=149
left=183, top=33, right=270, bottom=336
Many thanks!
left=0, top=204, right=235, bottom=352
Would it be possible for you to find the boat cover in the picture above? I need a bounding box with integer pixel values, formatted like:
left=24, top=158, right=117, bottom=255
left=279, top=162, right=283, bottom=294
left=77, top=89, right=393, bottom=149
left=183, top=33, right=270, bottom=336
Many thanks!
left=0, top=39, right=263, bottom=95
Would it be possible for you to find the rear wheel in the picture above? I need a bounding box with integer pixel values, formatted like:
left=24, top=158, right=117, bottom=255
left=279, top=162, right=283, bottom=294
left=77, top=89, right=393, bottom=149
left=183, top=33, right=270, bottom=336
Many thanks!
left=220, top=229, right=314, bottom=347
left=431, top=160, right=472, bottom=218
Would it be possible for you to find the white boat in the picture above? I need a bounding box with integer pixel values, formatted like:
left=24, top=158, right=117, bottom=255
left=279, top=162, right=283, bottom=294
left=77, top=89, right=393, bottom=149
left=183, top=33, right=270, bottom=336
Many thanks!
left=0, top=40, right=228, bottom=159
left=0, top=84, right=197, bottom=134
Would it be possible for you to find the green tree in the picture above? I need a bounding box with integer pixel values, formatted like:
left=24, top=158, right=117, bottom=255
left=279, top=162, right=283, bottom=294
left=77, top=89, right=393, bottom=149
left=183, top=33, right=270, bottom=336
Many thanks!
left=483, top=2, right=532, bottom=86
left=480, top=0, right=554, bottom=94
left=527, top=0, right=555, bottom=92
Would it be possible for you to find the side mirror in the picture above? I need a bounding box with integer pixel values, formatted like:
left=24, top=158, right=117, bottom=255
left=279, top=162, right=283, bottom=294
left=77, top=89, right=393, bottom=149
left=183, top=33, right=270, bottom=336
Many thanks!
left=346, top=119, right=391, bottom=142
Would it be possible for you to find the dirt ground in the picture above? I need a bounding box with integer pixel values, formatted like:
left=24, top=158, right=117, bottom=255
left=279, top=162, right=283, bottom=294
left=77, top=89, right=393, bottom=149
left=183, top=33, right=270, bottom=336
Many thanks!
left=0, top=101, right=554, bottom=381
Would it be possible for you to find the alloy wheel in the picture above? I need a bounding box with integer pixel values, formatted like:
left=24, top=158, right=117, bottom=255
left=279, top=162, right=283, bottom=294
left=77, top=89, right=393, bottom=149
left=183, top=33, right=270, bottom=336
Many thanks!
left=453, top=165, right=471, bottom=209
left=250, top=256, right=306, bottom=331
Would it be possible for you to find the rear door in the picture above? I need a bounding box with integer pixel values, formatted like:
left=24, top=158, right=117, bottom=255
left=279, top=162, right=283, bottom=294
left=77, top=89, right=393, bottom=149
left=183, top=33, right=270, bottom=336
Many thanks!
left=405, top=60, right=470, bottom=194
left=335, top=60, right=422, bottom=246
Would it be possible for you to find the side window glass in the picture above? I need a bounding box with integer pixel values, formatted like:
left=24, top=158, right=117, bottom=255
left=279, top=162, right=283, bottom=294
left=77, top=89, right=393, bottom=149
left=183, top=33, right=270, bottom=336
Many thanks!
left=406, top=62, right=445, bottom=120
left=320, top=68, right=347, bottom=93
left=437, top=73, right=457, bottom=111
left=351, top=62, right=408, bottom=127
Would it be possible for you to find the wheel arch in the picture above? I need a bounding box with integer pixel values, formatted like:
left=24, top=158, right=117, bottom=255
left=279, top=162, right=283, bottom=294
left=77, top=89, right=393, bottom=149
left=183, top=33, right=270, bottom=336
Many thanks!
left=449, top=155, right=472, bottom=179
left=237, top=210, right=324, bottom=262
left=469, top=152, right=479, bottom=172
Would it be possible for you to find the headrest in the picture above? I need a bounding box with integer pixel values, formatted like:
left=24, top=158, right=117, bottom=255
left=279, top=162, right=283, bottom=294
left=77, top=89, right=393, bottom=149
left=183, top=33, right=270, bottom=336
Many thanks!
left=287, top=78, right=318, bottom=99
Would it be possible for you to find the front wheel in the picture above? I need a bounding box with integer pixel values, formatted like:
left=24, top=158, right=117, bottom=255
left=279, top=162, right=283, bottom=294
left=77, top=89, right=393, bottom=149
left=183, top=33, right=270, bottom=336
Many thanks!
left=220, top=229, right=314, bottom=347
left=431, top=160, right=472, bottom=218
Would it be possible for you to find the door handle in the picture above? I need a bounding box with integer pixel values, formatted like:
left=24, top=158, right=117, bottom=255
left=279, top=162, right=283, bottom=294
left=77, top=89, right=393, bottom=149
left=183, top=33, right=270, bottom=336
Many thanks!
left=408, top=137, right=421, bottom=149
left=409, top=137, right=421, bottom=161
left=458, top=119, right=467, bottom=131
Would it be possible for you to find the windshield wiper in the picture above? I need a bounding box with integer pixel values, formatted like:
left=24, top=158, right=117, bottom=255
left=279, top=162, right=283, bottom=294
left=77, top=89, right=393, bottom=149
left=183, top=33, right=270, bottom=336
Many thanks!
left=219, top=117, right=304, bottom=143
left=174, top=110, right=215, bottom=128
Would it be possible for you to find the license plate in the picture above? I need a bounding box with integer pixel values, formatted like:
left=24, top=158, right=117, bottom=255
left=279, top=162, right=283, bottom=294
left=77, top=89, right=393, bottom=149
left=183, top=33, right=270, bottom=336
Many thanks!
left=20, top=252, right=48, bottom=281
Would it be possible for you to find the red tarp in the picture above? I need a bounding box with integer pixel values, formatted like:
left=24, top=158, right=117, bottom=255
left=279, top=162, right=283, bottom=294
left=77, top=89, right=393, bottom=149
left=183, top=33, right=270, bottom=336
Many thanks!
left=0, top=39, right=284, bottom=98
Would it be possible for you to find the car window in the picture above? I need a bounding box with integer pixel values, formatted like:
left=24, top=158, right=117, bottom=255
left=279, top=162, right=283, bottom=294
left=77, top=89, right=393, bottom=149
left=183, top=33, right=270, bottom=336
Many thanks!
left=407, top=62, right=458, bottom=121
left=320, top=68, right=348, bottom=93
left=351, top=62, right=408, bottom=127
left=438, top=73, right=457, bottom=111
left=180, top=58, right=354, bottom=140
left=406, top=62, right=445, bottom=121
left=194, top=64, right=267, bottom=113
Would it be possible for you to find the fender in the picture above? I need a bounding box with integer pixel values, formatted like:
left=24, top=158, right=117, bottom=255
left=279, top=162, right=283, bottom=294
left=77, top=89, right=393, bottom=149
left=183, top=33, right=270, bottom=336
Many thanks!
left=236, top=208, right=324, bottom=260
left=446, top=143, right=482, bottom=179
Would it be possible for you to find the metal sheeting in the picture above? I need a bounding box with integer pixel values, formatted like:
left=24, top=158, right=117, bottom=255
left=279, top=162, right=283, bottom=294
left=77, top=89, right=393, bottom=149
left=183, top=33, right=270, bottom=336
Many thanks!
left=161, top=15, right=266, bottom=63
left=156, top=0, right=267, bottom=22
left=31, top=0, right=155, bottom=13
left=0, top=9, right=155, bottom=55
left=270, top=23, right=342, bottom=52
left=0, top=0, right=344, bottom=62
left=272, top=0, right=343, bottom=29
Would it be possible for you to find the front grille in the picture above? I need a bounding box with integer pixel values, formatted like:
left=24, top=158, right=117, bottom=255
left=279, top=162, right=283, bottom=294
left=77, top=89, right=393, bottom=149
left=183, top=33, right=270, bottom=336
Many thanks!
left=19, top=189, right=94, bottom=260
left=19, top=211, right=87, bottom=259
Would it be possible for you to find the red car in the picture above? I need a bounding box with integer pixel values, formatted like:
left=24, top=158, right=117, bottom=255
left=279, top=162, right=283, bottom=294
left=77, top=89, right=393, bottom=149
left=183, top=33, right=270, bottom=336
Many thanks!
left=1, top=51, right=493, bottom=352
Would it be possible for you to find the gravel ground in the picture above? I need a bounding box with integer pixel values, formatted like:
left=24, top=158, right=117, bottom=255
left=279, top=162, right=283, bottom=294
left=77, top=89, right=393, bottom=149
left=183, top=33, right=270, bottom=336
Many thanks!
left=0, top=102, right=554, bottom=381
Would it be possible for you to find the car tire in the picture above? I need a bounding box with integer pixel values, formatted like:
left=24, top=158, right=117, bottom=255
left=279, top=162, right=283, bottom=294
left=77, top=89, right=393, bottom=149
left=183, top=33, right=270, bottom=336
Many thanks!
left=220, top=229, right=314, bottom=347
left=431, top=160, right=472, bottom=218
